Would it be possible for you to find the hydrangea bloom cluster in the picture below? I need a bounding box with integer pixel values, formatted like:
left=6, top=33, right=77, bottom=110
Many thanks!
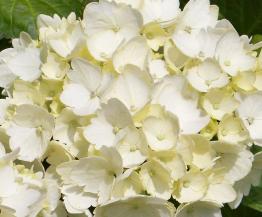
left=0, top=0, right=262, bottom=216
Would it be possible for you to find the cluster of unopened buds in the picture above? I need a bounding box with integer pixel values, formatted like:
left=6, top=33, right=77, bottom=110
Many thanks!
left=0, top=0, right=262, bottom=216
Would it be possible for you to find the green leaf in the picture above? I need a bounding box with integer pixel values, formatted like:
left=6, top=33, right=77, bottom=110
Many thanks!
left=180, top=0, right=262, bottom=36
left=243, top=179, right=262, bottom=212
left=243, top=187, right=262, bottom=212
left=252, top=34, right=262, bottom=44
left=222, top=204, right=262, bottom=217
left=212, top=0, right=262, bottom=36
left=251, top=145, right=262, bottom=154
left=0, top=0, right=90, bottom=39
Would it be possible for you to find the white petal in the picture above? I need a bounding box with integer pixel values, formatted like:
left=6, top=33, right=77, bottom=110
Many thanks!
left=0, top=165, right=17, bottom=197
left=175, top=202, right=222, bottom=217
left=215, top=31, right=256, bottom=76
left=212, top=142, right=254, bottom=183
left=84, top=117, right=115, bottom=149
left=140, top=0, right=180, bottom=24
left=104, top=65, right=151, bottom=113
left=187, top=59, right=229, bottom=92
left=203, top=183, right=236, bottom=204
left=113, top=36, right=150, bottom=73
left=152, top=75, right=209, bottom=133
left=11, top=104, right=54, bottom=129
left=140, top=159, right=172, bottom=199
left=173, top=171, right=208, bottom=203
left=8, top=48, right=41, bottom=81
left=60, top=84, right=99, bottom=116
left=7, top=125, right=48, bottom=161
left=1, top=184, right=42, bottom=217
left=102, top=98, right=133, bottom=129
left=0, top=64, right=16, bottom=88
left=95, top=196, right=175, bottom=217
left=69, top=58, right=102, bottom=92
left=176, top=0, right=218, bottom=31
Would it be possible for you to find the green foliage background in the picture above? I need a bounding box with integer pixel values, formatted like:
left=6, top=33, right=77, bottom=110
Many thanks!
left=0, top=0, right=261, bottom=216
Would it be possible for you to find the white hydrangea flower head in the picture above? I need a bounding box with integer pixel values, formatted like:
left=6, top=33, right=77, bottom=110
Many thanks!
left=0, top=0, right=261, bottom=216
